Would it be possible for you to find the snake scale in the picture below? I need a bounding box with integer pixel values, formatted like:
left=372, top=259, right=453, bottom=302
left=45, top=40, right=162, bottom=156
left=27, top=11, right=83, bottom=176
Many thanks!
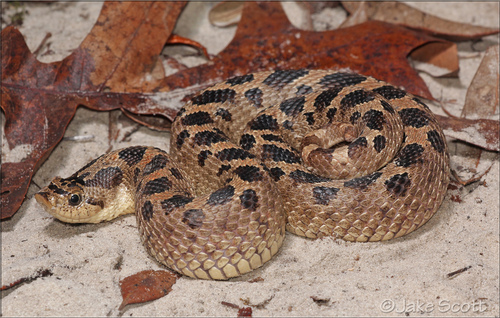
left=36, top=70, right=450, bottom=280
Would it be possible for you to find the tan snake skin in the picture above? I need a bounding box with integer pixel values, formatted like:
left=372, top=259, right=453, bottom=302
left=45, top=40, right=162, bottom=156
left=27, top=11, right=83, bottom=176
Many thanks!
left=36, top=70, right=450, bottom=280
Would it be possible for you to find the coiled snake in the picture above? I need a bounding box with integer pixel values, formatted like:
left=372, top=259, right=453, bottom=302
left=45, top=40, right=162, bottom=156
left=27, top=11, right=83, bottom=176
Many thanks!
left=36, top=70, right=450, bottom=280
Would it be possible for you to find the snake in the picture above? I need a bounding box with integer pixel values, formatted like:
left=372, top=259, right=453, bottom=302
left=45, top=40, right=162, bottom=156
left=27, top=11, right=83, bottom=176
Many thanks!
left=35, top=69, right=450, bottom=280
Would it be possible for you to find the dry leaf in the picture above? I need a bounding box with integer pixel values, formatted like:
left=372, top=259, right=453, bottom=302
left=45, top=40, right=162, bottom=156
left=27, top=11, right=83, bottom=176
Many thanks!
left=159, top=2, right=455, bottom=100
left=436, top=115, right=499, bottom=152
left=462, top=46, right=499, bottom=119
left=119, top=270, right=177, bottom=311
left=410, top=42, right=459, bottom=77
left=341, top=2, right=499, bottom=41
left=208, top=2, right=243, bottom=27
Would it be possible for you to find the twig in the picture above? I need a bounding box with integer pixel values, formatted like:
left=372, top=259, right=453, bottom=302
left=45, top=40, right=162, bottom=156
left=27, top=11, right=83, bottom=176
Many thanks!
left=447, top=265, right=472, bottom=278
left=33, top=32, right=52, bottom=57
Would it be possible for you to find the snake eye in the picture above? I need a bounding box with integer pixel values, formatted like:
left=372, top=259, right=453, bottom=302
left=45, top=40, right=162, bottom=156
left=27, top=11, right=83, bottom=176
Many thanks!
left=69, top=194, right=82, bottom=206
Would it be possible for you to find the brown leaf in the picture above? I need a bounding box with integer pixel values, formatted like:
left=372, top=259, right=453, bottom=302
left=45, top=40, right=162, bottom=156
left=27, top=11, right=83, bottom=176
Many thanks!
left=238, top=307, right=253, bottom=317
left=452, top=45, right=500, bottom=183
left=462, top=46, right=499, bottom=119
left=435, top=115, right=499, bottom=152
left=1, top=2, right=185, bottom=219
left=160, top=2, right=454, bottom=100
left=119, top=270, right=177, bottom=311
left=409, top=42, right=459, bottom=77
left=341, top=2, right=499, bottom=41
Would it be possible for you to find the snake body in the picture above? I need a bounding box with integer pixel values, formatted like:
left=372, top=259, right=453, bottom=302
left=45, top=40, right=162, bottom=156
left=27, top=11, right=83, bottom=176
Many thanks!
left=36, top=70, right=450, bottom=280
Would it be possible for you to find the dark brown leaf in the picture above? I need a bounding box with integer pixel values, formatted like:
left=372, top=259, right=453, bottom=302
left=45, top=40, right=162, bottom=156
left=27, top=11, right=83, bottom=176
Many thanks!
left=119, top=270, right=177, bottom=311
left=159, top=2, right=455, bottom=101
left=341, top=2, right=499, bottom=41
left=238, top=307, right=253, bottom=317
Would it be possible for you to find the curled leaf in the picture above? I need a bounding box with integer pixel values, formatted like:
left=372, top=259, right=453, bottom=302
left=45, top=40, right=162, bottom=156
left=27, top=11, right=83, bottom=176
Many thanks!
left=209, top=1, right=243, bottom=27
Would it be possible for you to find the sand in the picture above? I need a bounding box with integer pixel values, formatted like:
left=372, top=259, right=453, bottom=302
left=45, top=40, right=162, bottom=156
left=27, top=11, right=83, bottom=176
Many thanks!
left=1, top=2, right=499, bottom=317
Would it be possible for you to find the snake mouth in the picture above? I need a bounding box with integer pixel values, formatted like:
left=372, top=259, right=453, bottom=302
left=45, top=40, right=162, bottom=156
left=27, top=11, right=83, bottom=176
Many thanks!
left=35, top=192, right=53, bottom=211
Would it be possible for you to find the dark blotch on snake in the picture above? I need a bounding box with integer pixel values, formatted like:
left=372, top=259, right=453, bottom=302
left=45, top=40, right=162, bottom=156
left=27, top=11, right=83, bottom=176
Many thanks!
left=262, top=134, right=285, bottom=143
left=313, top=186, right=340, bottom=205
left=314, top=88, right=342, bottom=112
left=133, top=167, right=141, bottom=184
left=86, top=197, right=104, bottom=209
left=191, top=88, right=236, bottom=105
left=380, top=100, right=395, bottom=114
left=319, top=72, right=366, bottom=88
left=215, top=108, right=232, bottom=121
left=350, top=111, right=361, bottom=124
left=373, top=135, right=387, bottom=153
left=340, top=90, right=375, bottom=109
left=363, top=109, right=386, bottom=131
left=161, top=195, right=194, bottom=215
left=198, top=150, right=212, bottom=167
left=385, top=173, right=411, bottom=197
left=169, top=168, right=184, bottom=180
left=326, top=108, right=337, bottom=121
left=289, top=170, right=330, bottom=183
left=181, top=111, right=214, bottom=126
left=279, top=96, right=305, bottom=117
left=48, top=184, right=69, bottom=196
left=142, top=200, right=154, bottom=221
left=85, top=167, right=123, bottom=189
left=398, top=108, right=430, bottom=128
left=217, top=164, right=231, bottom=176
left=249, top=114, right=279, bottom=131
left=194, top=130, right=228, bottom=147
left=226, top=74, right=254, bottom=86
left=263, top=69, right=309, bottom=88
left=427, top=130, right=446, bottom=153
left=372, top=85, right=406, bottom=100
left=395, top=143, right=424, bottom=167
left=344, top=172, right=382, bottom=189
left=176, top=130, right=190, bottom=149
left=143, top=155, right=169, bottom=176
left=143, top=177, right=172, bottom=195
left=240, top=189, right=259, bottom=211
left=244, top=87, right=263, bottom=108
left=233, top=166, right=264, bottom=182
left=240, top=134, right=256, bottom=150
left=216, top=148, right=255, bottom=162
left=118, top=146, right=147, bottom=166
left=269, top=167, right=286, bottom=181
left=296, top=84, right=313, bottom=95
left=262, top=144, right=300, bottom=164
left=182, top=209, right=205, bottom=229
left=207, top=185, right=235, bottom=206
left=304, top=112, right=315, bottom=125
left=282, top=120, right=293, bottom=130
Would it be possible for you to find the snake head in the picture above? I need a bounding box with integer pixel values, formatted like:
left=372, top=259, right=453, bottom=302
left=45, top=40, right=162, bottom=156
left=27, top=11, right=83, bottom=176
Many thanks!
left=35, top=173, right=132, bottom=224
left=35, top=176, right=102, bottom=223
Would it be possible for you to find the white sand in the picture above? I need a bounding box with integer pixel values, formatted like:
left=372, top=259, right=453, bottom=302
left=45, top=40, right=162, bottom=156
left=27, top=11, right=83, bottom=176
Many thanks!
left=1, top=2, right=499, bottom=317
